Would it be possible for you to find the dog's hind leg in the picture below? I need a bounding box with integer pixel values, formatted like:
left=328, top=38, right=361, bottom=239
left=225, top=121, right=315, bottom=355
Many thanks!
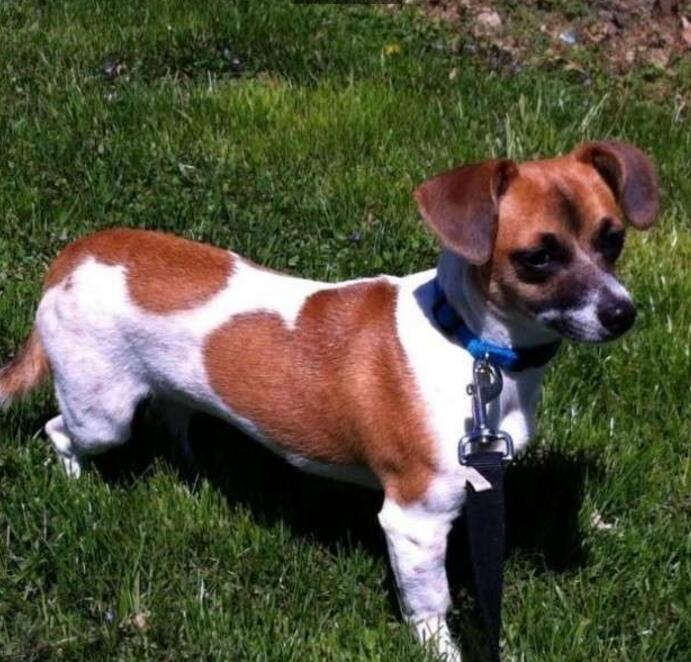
left=36, top=259, right=150, bottom=476
left=47, top=368, right=149, bottom=477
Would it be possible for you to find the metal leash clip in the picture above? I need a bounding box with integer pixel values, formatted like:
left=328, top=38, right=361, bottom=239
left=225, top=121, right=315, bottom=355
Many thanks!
left=459, top=357, right=514, bottom=465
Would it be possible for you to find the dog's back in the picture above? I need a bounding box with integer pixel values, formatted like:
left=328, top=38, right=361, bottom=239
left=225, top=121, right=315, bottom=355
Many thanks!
left=2, top=229, right=437, bottom=500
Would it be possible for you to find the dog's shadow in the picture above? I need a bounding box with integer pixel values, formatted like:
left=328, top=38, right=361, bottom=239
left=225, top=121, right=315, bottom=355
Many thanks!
left=446, top=446, right=598, bottom=659
left=93, top=409, right=599, bottom=659
left=95, top=409, right=387, bottom=555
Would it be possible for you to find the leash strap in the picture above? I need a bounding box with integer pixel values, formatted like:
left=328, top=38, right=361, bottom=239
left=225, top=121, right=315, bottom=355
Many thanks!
left=465, top=451, right=506, bottom=662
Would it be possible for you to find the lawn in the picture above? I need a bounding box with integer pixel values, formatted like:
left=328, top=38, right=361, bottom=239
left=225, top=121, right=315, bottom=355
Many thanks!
left=1, top=1, right=690, bottom=660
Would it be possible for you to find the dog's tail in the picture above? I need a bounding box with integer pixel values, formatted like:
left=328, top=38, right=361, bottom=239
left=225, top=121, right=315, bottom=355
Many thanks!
left=0, top=330, right=51, bottom=410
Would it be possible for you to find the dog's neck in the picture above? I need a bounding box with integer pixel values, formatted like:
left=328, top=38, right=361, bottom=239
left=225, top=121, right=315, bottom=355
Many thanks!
left=436, top=250, right=560, bottom=350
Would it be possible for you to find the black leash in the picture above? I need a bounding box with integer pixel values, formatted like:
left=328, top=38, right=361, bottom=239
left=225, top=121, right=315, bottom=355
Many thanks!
left=465, top=452, right=506, bottom=662
left=431, top=280, right=558, bottom=660
left=459, top=359, right=514, bottom=662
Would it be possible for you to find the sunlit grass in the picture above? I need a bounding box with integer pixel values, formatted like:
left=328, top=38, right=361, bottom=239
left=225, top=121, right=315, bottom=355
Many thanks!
left=1, top=1, right=690, bottom=660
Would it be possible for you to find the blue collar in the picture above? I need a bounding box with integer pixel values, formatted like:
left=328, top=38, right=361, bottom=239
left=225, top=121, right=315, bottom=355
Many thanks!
left=432, top=280, right=561, bottom=372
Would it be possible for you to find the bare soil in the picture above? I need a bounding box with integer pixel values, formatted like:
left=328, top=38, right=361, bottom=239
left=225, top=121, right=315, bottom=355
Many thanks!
left=408, top=0, right=691, bottom=76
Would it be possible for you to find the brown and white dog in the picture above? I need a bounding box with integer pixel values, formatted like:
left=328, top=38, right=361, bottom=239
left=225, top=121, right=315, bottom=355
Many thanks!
left=0, top=141, right=659, bottom=660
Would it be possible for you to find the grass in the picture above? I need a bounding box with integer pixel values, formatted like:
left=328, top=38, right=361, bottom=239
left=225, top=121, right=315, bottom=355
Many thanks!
left=0, top=0, right=690, bottom=659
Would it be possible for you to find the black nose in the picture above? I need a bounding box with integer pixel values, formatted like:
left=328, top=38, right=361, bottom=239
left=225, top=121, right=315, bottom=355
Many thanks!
left=597, top=297, right=636, bottom=335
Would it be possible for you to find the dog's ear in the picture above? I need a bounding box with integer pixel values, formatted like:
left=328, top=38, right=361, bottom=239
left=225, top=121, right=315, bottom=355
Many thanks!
left=414, top=159, right=518, bottom=265
left=574, top=140, right=660, bottom=230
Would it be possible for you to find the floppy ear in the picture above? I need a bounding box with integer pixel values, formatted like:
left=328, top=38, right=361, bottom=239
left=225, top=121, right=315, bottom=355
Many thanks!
left=414, top=159, right=518, bottom=265
left=574, top=140, right=660, bottom=230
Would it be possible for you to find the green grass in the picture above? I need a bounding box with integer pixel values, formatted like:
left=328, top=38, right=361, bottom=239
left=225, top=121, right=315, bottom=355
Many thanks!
left=1, top=1, right=690, bottom=660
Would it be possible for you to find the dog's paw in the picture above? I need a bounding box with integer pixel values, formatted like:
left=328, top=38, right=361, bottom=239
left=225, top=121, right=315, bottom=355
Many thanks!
left=411, top=615, right=462, bottom=662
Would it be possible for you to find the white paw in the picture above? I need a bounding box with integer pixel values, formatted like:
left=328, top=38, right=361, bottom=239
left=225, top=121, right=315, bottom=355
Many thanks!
left=59, top=452, right=82, bottom=479
left=45, top=416, right=83, bottom=479
left=412, top=616, right=462, bottom=662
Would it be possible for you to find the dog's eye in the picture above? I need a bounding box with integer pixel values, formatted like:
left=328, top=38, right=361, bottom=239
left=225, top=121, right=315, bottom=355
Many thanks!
left=511, top=234, right=570, bottom=283
left=596, top=224, right=625, bottom=262
left=510, top=248, right=558, bottom=283
left=521, top=249, right=551, bottom=270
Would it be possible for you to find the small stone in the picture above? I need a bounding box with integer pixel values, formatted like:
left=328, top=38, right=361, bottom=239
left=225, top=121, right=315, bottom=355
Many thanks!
left=646, top=47, right=670, bottom=67
left=559, top=30, right=578, bottom=46
left=681, top=16, right=691, bottom=47
left=475, top=10, right=502, bottom=34
left=130, top=611, right=149, bottom=630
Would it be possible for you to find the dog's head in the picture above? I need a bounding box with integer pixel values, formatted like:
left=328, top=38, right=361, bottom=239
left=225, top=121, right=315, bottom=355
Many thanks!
left=415, top=141, right=660, bottom=342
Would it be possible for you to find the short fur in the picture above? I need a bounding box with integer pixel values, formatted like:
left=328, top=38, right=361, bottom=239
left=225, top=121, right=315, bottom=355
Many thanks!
left=0, top=141, right=659, bottom=661
left=0, top=331, right=50, bottom=409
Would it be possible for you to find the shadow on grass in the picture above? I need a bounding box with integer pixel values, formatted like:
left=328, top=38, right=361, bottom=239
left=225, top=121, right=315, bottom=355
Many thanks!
left=94, top=408, right=387, bottom=556
left=505, top=448, right=600, bottom=571
left=446, top=447, right=599, bottom=661
left=92, top=409, right=600, bottom=660
left=95, top=411, right=598, bottom=567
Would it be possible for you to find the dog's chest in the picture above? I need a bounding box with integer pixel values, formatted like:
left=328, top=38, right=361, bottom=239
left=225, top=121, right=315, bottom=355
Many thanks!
left=396, top=272, right=543, bottom=468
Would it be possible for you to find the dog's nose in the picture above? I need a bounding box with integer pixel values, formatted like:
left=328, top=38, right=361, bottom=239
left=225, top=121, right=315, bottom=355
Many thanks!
left=597, top=297, right=636, bottom=335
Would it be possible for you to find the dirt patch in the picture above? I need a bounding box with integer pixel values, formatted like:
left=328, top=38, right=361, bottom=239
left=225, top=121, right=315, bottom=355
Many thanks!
left=407, top=0, right=691, bottom=76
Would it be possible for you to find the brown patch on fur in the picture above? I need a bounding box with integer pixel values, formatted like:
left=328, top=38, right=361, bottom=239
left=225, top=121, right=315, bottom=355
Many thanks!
left=483, top=156, right=626, bottom=311
left=45, top=229, right=234, bottom=314
left=204, top=280, right=437, bottom=504
left=0, top=330, right=50, bottom=408
left=497, top=156, right=622, bottom=250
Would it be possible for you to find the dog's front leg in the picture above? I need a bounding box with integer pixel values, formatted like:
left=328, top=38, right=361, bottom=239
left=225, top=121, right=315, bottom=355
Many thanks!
left=378, top=496, right=461, bottom=661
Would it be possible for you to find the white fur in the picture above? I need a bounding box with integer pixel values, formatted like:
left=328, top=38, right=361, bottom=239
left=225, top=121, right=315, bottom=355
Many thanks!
left=386, top=254, right=546, bottom=658
left=378, top=496, right=461, bottom=661
left=35, top=248, right=553, bottom=661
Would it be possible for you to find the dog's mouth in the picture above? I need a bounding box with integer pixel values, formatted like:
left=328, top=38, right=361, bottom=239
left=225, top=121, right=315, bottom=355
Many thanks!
left=537, top=304, right=636, bottom=343
left=527, top=279, right=638, bottom=344
left=543, top=316, right=616, bottom=343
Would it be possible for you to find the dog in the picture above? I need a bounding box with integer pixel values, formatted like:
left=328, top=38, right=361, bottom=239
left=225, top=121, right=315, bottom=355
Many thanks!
left=0, top=141, right=659, bottom=660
